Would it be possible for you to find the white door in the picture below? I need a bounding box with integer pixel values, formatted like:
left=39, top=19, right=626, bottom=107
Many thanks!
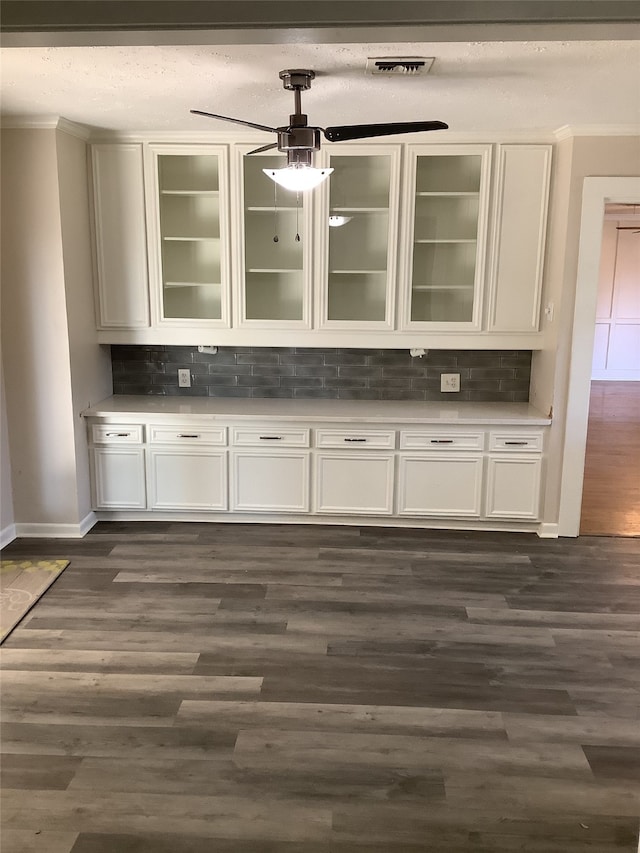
left=485, top=455, right=541, bottom=519
left=314, top=453, right=395, bottom=515
left=231, top=451, right=310, bottom=512
left=148, top=449, right=227, bottom=510
left=397, top=454, right=483, bottom=517
left=91, top=447, right=146, bottom=509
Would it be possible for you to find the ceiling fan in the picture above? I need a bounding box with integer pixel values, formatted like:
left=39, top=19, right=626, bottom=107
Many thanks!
left=191, top=69, right=448, bottom=190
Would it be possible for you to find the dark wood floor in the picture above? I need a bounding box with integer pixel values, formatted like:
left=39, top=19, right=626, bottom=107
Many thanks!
left=1, top=522, right=639, bottom=852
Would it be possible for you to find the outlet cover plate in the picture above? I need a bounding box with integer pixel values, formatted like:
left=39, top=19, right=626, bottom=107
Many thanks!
left=441, top=373, right=461, bottom=393
left=178, top=368, right=191, bottom=388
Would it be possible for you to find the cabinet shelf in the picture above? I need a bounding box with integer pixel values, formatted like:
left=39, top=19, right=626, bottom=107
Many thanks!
left=246, top=206, right=298, bottom=212
left=163, top=236, right=219, bottom=242
left=414, top=238, right=477, bottom=244
left=330, top=269, right=386, bottom=275
left=412, top=284, right=474, bottom=291
left=330, top=207, right=389, bottom=213
left=164, top=281, right=222, bottom=288
left=415, top=192, right=479, bottom=198
left=247, top=268, right=301, bottom=274
left=161, top=190, right=220, bottom=196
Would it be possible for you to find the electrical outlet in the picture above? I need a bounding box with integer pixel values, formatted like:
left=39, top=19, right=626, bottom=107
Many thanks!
left=441, top=373, right=460, bottom=393
left=197, top=345, right=218, bottom=354
left=178, top=368, right=191, bottom=388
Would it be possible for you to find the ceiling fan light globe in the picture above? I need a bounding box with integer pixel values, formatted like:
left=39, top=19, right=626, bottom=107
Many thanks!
left=263, top=166, right=333, bottom=192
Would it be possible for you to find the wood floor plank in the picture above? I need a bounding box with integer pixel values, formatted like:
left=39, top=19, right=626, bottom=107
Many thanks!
left=1, top=521, right=638, bottom=852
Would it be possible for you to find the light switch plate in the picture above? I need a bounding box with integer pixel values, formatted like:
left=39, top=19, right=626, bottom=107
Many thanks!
left=441, top=373, right=460, bottom=393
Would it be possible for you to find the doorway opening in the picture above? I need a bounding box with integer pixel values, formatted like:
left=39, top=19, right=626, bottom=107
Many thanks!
left=558, top=178, right=640, bottom=537
left=580, top=205, right=640, bottom=536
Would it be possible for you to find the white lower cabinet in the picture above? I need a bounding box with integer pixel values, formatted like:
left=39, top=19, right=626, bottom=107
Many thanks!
left=485, top=455, right=542, bottom=519
left=314, top=452, right=395, bottom=515
left=87, top=413, right=546, bottom=526
left=91, top=447, right=146, bottom=509
left=397, top=454, right=484, bottom=517
left=231, top=451, right=310, bottom=513
left=148, top=449, right=227, bottom=510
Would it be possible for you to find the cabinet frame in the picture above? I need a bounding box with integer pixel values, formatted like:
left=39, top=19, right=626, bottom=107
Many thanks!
left=144, top=143, right=232, bottom=329
left=398, top=143, right=492, bottom=332
left=314, top=143, right=402, bottom=331
left=231, top=144, right=314, bottom=330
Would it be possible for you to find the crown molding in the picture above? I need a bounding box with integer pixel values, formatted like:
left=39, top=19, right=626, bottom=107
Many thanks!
left=1, top=115, right=92, bottom=139
left=554, top=124, right=640, bottom=140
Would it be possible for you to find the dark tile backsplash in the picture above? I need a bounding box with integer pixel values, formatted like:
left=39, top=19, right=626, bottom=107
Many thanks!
left=111, top=347, right=531, bottom=403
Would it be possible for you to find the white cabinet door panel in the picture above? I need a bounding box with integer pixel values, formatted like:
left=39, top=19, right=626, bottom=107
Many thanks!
left=397, top=454, right=483, bottom=517
left=314, top=453, right=394, bottom=515
left=91, top=144, right=150, bottom=329
left=231, top=451, right=310, bottom=512
left=148, top=449, right=227, bottom=511
left=91, top=447, right=146, bottom=509
left=487, top=145, right=551, bottom=332
left=485, top=455, right=541, bottom=519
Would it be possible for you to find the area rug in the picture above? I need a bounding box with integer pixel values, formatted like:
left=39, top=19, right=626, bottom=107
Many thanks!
left=0, top=559, right=69, bottom=643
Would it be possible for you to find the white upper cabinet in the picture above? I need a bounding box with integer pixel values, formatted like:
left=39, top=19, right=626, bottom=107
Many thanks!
left=145, top=144, right=231, bottom=327
left=314, top=145, right=401, bottom=330
left=232, top=146, right=313, bottom=328
left=399, top=144, right=492, bottom=331
left=90, top=139, right=552, bottom=345
left=90, top=144, right=150, bottom=329
left=487, top=145, right=552, bottom=332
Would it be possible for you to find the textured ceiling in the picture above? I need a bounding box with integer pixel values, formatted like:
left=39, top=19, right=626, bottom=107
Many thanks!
left=1, top=40, right=639, bottom=134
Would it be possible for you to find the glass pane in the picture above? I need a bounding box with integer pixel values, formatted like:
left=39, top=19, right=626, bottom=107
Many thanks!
left=410, top=153, right=482, bottom=323
left=326, top=155, right=391, bottom=323
left=243, top=154, right=305, bottom=321
left=157, top=154, right=222, bottom=320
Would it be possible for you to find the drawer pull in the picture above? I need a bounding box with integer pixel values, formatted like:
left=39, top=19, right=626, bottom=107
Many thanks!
left=259, top=435, right=283, bottom=440
left=178, top=434, right=200, bottom=439
left=344, top=438, right=367, bottom=443
left=505, top=441, right=528, bottom=446
left=106, top=432, right=130, bottom=437
left=430, top=439, right=453, bottom=444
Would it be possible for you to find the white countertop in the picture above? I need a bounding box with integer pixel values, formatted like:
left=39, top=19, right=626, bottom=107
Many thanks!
left=83, top=396, right=551, bottom=426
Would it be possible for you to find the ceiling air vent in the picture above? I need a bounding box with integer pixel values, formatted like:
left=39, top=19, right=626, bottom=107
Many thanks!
left=366, top=57, right=434, bottom=76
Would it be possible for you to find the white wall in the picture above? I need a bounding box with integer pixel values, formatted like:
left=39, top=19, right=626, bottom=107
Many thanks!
left=0, top=127, right=111, bottom=535
left=0, top=357, right=15, bottom=547
left=592, top=217, right=640, bottom=380
left=56, top=128, right=113, bottom=524
left=532, top=134, right=640, bottom=530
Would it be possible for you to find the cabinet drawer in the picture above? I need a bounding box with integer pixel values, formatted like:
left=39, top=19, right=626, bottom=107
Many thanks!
left=91, top=424, right=144, bottom=445
left=315, top=429, right=396, bottom=450
left=399, top=431, right=484, bottom=451
left=231, top=427, right=310, bottom=448
left=148, top=425, right=227, bottom=446
left=489, top=432, right=543, bottom=453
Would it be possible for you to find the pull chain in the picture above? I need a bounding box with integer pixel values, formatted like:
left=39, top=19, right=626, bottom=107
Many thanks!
left=295, top=191, right=301, bottom=242
left=272, top=180, right=279, bottom=243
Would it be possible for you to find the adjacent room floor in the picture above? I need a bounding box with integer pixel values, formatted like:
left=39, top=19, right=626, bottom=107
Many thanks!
left=580, top=380, right=640, bottom=537
left=1, top=522, right=639, bottom=852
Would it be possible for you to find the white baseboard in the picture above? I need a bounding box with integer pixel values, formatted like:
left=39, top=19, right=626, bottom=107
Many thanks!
left=0, top=523, right=17, bottom=549
left=14, top=511, right=98, bottom=540
left=537, top=522, right=560, bottom=538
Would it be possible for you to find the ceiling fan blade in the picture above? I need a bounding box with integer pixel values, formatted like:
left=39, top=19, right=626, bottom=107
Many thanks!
left=323, top=121, right=448, bottom=143
left=246, top=142, right=279, bottom=156
left=190, top=110, right=277, bottom=134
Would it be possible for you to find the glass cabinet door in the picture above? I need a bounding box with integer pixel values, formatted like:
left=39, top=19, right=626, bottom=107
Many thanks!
left=316, top=145, right=400, bottom=329
left=402, top=144, right=491, bottom=330
left=148, top=145, right=230, bottom=326
left=235, top=148, right=312, bottom=327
